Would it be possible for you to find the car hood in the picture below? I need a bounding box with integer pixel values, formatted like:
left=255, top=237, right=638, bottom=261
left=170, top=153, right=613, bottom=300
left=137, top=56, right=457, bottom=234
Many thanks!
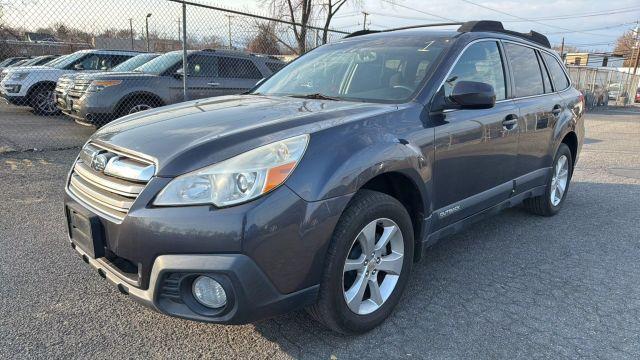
left=92, top=94, right=398, bottom=176
left=3, top=65, right=53, bottom=74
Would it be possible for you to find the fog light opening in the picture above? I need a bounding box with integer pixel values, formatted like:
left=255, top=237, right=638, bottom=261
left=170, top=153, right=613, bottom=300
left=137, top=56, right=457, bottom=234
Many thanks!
left=192, top=276, right=227, bottom=309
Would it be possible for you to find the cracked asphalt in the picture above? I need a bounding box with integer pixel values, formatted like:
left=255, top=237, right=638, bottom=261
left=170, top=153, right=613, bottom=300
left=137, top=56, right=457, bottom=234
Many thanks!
left=1, top=106, right=640, bottom=359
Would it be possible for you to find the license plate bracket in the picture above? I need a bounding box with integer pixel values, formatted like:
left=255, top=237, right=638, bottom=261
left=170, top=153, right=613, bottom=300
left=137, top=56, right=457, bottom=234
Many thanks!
left=66, top=204, right=105, bottom=259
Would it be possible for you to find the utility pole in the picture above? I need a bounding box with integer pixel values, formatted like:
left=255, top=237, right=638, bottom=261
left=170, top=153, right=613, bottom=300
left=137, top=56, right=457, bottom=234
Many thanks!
left=129, top=18, right=134, bottom=50
left=177, top=18, right=181, bottom=42
left=559, top=37, right=564, bottom=61
left=632, top=22, right=639, bottom=75
left=362, top=12, right=369, bottom=31
left=225, top=15, right=233, bottom=49
left=145, top=13, right=152, bottom=52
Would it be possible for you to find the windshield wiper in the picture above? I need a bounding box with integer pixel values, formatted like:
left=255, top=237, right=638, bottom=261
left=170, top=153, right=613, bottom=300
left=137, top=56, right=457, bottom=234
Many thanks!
left=287, top=93, right=340, bottom=101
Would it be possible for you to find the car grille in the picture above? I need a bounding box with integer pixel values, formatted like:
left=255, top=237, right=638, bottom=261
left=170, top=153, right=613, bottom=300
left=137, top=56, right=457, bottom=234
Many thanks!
left=68, top=79, right=91, bottom=97
left=67, top=143, right=155, bottom=222
left=55, top=77, right=73, bottom=96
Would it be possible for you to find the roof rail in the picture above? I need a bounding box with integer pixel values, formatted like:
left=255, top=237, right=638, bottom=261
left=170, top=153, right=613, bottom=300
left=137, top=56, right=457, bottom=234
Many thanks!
left=343, top=20, right=550, bottom=48
left=457, top=20, right=550, bottom=48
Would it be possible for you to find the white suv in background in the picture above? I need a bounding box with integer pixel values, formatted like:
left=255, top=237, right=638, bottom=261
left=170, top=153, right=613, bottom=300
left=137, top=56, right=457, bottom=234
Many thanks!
left=0, top=49, right=140, bottom=115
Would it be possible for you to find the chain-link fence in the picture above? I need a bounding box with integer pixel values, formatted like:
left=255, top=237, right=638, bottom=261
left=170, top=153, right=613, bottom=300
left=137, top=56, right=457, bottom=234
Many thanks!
left=0, top=0, right=357, bottom=154
left=566, top=66, right=640, bottom=109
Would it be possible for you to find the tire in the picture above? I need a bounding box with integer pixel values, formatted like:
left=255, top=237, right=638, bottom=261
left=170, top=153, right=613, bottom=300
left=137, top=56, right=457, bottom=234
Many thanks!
left=30, top=84, right=60, bottom=115
left=524, top=143, right=573, bottom=216
left=119, top=97, right=157, bottom=117
left=307, top=189, right=414, bottom=334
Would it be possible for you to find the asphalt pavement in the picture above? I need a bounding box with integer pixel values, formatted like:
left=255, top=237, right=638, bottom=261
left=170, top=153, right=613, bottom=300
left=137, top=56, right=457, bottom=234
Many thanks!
left=1, top=106, right=639, bottom=359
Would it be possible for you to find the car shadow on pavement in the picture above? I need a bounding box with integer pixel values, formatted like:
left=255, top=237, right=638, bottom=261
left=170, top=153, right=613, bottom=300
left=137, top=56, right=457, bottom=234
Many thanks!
left=250, top=181, right=640, bottom=359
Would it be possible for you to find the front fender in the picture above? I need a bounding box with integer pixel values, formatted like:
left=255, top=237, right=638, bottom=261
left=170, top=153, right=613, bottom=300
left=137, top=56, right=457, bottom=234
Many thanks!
left=286, top=128, right=426, bottom=204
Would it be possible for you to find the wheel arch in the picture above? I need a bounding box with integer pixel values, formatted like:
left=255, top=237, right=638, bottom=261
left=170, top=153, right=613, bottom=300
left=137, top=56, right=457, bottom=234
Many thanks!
left=115, top=91, right=165, bottom=115
left=358, top=171, right=427, bottom=261
left=25, top=80, right=57, bottom=99
left=560, top=131, right=578, bottom=166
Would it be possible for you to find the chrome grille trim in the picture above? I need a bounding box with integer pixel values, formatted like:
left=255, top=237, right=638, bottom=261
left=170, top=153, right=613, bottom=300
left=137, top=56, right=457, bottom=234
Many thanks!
left=67, top=143, right=155, bottom=222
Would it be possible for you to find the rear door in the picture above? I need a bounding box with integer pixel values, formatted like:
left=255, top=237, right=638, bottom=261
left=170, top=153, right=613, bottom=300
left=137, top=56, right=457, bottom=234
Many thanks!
left=185, top=54, right=222, bottom=99
left=217, top=56, right=265, bottom=95
left=503, top=42, right=567, bottom=193
left=432, top=40, right=519, bottom=228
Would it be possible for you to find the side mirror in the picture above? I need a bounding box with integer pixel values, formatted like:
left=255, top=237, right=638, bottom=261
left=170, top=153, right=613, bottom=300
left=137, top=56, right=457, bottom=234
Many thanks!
left=73, top=63, right=84, bottom=70
left=449, top=81, right=496, bottom=110
left=173, top=68, right=184, bottom=79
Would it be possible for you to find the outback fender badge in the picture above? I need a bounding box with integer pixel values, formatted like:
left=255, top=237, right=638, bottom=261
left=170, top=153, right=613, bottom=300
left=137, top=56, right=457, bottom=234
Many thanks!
left=439, top=205, right=461, bottom=219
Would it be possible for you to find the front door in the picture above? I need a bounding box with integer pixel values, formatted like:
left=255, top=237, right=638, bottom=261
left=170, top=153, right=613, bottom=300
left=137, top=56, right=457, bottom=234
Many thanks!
left=432, top=40, right=519, bottom=228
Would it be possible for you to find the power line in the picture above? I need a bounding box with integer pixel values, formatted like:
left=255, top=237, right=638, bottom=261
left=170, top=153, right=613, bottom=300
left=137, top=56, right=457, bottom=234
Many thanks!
left=502, top=6, right=640, bottom=22
left=458, top=0, right=621, bottom=38
left=547, top=21, right=637, bottom=35
left=379, top=0, right=458, bottom=22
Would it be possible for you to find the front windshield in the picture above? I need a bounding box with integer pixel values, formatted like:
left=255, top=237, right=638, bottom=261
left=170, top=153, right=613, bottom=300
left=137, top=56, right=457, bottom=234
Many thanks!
left=45, top=54, right=68, bottom=67
left=252, top=35, right=452, bottom=102
left=111, top=54, right=159, bottom=72
left=134, top=51, right=182, bottom=74
left=51, top=51, right=88, bottom=69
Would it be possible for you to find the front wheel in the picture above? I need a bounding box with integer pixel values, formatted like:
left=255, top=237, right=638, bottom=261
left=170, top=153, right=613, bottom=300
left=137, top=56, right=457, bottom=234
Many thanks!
left=307, top=190, right=414, bottom=334
left=30, top=85, right=60, bottom=115
left=524, top=143, right=573, bottom=216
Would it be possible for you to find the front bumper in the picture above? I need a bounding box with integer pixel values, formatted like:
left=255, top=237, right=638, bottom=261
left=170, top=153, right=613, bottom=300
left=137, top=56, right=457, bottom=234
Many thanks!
left=64, top=181, right=351, bottom=324
left=0, top=90, right=29, bottom=106
left=56, top=91, right=115, bottom=124
left=71, top=243, right=319, bottom=324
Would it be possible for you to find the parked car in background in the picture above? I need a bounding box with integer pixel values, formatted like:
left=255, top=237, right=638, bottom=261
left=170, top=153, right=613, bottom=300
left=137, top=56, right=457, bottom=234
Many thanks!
left=608, top=83, right=622, bottom=100
left=58, top=49, right=284, bottom=126
left=0, top=56, right=28, bottom=71
left=19, top=55, right=59, bottom=67
left=635, top=87, right=640, bottom=103
left=63, top=21, right=584, bottom=333
left=55, top=53, right=160, bottom=118
left=0, top=49, right=141, bottom=115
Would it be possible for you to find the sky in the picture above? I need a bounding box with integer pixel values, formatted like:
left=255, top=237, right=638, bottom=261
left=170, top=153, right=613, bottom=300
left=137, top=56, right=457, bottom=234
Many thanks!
left=2, top=0, right=638, bottom=52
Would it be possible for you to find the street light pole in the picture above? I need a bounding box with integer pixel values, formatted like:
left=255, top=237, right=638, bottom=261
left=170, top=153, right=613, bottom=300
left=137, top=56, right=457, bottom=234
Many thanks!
left=145, top=13, right=152, bottom=52
left=225, top=15, right=233, bottom=49
left=129, top=18, right=134, bottom=50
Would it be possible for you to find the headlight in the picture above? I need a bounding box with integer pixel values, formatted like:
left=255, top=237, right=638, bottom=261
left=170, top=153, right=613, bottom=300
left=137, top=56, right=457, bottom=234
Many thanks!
left=153, top=134, right=309, bottom=207
left=87, top=80, right=122, bottom=92
left=9, top=72, right=29, bottom=81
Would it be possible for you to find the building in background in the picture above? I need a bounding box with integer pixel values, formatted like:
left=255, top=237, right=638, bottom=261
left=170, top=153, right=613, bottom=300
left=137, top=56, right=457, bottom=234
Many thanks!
left=565, top=52, right=626, bottom=68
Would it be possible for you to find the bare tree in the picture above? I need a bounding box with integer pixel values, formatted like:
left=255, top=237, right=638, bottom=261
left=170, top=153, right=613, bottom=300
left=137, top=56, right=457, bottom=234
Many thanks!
left=264, top=0, right=313, bottom=54
left=614, top=29, right=639, bottom=67
left=247, top=23, right=281, bottom=55
left=321, top=0, right=347, bottom=44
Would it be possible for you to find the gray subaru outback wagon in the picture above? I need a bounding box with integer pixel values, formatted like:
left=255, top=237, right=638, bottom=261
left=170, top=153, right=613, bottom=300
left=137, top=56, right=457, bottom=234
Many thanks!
left=64, top=21, right=584, bottom=334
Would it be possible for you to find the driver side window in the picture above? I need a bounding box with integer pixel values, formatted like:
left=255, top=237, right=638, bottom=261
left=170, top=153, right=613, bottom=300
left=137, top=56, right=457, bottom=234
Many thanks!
left=444, top=41, right=506, bottom=100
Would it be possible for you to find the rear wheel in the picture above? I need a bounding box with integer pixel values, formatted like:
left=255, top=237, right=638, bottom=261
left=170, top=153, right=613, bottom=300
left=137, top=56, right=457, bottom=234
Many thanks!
left=30, top=84, right=59, bottom=115
left=524, top=143, right=573, bottom=216
left=308, top=190, right=414, bottom=334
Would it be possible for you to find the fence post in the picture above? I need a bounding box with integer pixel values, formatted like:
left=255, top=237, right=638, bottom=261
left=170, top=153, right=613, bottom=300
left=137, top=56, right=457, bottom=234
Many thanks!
left=182, top=1, right=188, bottom=102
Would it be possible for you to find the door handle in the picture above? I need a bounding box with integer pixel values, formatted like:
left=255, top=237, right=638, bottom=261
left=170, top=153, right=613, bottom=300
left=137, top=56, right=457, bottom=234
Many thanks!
left=551, top=105, right=562, bottom=115
left=502, top=115, right=518, bottom=130
left=207, top=82, right=221, bottom=87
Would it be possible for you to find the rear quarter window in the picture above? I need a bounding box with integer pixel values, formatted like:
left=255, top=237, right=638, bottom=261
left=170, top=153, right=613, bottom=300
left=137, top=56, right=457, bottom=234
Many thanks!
left=541, top=52, right=570, bottom=91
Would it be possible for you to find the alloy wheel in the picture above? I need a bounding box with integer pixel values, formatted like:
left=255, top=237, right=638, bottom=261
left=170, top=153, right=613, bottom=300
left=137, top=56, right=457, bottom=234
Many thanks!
left=35, top=89, right=57, bottom=114
left=342, top=218, right=404, bottom=315
left=550, top=154, right=569, bottom=206
left=128, top=104, right=152, bottom=114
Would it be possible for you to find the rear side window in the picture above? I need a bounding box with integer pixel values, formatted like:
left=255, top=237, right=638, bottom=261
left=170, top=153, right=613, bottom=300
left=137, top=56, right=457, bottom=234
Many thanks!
left=504, top=43, right=544, bottom=97
left=187, top=55, right=218, bottom=77
left=219, top=57, right=262, bottom=79
left=445, top=41, right=506, bottom=100
left=541, top=52, right=570, bottom=91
